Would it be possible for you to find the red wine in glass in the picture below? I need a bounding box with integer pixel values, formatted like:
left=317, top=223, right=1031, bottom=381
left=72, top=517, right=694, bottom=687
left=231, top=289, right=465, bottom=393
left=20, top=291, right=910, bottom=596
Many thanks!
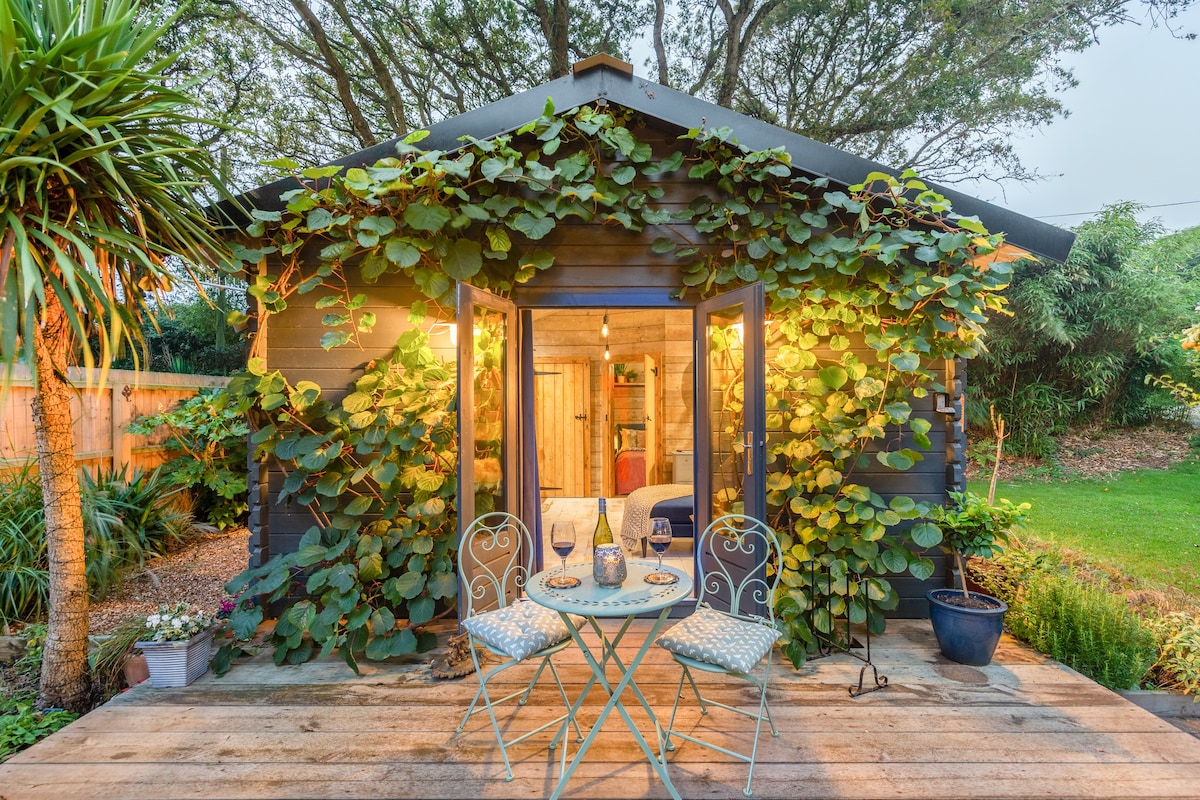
left=547, top=521, right=580, bottom=588
left=645, top=517, right=677, bottom=584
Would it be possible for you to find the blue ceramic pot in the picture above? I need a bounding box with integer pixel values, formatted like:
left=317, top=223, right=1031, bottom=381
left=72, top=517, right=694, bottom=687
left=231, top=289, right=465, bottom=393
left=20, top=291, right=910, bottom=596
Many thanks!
left=926, top=589, right=1007, bottom=666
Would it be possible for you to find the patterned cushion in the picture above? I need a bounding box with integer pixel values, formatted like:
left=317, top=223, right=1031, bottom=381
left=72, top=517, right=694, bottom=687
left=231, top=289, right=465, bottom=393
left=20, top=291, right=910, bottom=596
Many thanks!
left=461, top=600, right=582, bottom=662
left=656, top=605, right=781, bottom=673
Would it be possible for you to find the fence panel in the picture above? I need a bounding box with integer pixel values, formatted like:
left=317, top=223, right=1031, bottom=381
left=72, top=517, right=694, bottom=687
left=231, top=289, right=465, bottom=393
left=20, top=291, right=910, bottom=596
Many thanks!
left=0, top=366, right=231, bottom=476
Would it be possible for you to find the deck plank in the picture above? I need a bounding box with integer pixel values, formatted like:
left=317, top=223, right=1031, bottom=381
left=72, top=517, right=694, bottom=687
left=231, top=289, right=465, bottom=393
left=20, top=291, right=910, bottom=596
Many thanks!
left=2, top=619, right=1198, bottom=800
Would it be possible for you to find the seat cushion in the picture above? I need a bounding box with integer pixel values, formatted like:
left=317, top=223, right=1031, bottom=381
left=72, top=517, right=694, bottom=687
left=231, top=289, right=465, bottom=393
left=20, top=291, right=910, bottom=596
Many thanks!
left=461, top=600, right=582, bottom=662
left=656, top=605, right=781, bottom=673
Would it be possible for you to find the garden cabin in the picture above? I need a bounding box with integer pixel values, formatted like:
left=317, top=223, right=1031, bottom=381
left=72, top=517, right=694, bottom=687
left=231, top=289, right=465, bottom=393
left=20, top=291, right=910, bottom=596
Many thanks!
left=229, top=55, right=1074, bottom=622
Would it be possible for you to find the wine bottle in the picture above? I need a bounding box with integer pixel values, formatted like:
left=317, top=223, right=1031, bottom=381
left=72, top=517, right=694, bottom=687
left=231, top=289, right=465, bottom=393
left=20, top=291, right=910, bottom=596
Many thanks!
left=592, top=497, right=614, bottom=552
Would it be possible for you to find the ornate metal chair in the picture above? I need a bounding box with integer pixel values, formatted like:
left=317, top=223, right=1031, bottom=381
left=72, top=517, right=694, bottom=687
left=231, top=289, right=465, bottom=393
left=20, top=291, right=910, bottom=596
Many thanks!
left=455, top=512, right=581, bottom=780
left=656, top=513, right=783, bottom=797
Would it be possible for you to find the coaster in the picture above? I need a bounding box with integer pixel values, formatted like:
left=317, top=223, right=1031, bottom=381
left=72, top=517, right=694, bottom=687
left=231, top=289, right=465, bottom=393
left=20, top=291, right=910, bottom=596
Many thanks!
left=546, top=575, right=581, bottom=589
left=644, top=571, right=678, bottom=585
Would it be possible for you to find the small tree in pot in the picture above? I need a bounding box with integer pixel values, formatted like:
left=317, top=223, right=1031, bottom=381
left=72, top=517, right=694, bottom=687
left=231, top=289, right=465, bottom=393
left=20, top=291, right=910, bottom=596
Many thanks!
left=926, top=491, right=1030, bottom=665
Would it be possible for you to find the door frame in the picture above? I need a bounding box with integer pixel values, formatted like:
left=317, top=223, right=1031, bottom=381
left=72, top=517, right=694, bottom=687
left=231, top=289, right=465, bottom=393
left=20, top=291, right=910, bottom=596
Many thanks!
left=456, top=283, right=520, bottom=620
left=693, top=283, right=767, bottom=615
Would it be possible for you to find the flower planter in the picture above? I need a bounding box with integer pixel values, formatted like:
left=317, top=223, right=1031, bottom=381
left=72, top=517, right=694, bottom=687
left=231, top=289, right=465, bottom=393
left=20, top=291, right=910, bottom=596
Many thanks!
left=926, top=589, right=1007, bottom=666
left=135, top=628, right=215, bottom=687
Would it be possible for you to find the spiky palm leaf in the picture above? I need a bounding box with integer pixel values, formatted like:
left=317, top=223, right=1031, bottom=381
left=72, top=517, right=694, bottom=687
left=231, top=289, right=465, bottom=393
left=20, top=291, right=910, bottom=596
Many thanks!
left=0, top=0, right=237, bottom=710
left=0, top=0, right=234, bottom=371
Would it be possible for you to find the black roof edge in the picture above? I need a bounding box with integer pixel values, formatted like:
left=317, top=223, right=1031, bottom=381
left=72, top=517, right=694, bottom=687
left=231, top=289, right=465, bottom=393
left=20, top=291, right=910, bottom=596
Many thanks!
left=217, top=64, right=1074, bottom=263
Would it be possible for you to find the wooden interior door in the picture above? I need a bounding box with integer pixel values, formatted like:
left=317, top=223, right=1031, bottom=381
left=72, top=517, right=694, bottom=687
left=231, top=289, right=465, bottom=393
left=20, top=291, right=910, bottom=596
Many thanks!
left=534, top=358, right=590, bottom=498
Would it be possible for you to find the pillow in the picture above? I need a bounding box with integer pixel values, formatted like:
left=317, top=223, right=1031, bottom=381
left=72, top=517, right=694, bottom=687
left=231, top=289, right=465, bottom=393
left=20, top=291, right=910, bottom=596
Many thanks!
left=461, top=600, right=583, bottom=662
left=618, top=426, right=646, bottom=451
left=656, top=605, right=781, bottom=673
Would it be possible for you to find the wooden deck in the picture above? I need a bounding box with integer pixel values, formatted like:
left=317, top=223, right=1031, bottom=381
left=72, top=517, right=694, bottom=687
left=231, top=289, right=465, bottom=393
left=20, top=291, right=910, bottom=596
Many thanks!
left=3, top=619, right=1199, bottom=799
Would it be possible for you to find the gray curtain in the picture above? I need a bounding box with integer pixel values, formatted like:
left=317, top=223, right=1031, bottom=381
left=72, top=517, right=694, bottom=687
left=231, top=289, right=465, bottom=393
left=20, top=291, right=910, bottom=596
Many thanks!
left=519, top=310, right=543, bottom=565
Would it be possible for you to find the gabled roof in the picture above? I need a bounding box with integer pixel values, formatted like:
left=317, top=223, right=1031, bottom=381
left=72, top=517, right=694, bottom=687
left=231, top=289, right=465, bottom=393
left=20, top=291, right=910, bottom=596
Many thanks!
left=231, top=56, right=1074, bottom=262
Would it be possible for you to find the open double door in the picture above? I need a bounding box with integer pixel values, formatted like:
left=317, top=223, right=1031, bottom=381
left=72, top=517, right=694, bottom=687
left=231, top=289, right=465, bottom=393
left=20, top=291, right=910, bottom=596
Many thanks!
left=455, top=282, right=766, bottom=616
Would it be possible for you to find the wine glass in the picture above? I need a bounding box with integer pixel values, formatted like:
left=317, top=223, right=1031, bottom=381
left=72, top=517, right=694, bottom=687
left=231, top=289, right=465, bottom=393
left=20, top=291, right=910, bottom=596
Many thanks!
left=546, top=521, right=581, bottom=588
left=644, top=517, right=678, bottom=585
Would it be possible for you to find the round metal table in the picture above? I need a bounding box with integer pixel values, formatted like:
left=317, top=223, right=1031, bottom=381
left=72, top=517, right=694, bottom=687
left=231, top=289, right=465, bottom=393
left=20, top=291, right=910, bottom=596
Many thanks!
left=527, top=559, right=693, bottom=800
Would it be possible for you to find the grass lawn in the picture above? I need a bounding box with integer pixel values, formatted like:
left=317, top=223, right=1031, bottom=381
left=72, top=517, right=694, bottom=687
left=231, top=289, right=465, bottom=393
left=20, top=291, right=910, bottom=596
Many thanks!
left=969, top=458, right=1200, bottom=595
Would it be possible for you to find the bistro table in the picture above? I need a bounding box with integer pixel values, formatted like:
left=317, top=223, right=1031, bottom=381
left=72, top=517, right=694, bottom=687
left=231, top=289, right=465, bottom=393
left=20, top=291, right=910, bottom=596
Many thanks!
left=526, top=559, right=693, bottom=800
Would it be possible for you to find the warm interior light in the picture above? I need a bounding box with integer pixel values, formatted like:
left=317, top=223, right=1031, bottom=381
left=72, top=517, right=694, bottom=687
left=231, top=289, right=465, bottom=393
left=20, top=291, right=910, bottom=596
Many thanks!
left=604, top=346, right=610, bottom=361
left=732, top=322, right=744, bottom=341
left=602, top=313, right=609, bottom=338
left=448, top=324, right=457, bottom=346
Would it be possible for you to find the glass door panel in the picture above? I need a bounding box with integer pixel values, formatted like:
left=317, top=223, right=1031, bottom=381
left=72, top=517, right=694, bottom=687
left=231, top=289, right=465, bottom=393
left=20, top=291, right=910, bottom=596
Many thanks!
left=695, top=283, right=766, bottom=613
left=456, top=283, right=519, bottom=616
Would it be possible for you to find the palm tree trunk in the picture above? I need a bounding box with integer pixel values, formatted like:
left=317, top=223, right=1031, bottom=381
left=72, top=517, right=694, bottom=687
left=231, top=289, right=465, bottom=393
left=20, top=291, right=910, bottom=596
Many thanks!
left=33, top=296, right=92, bottom=712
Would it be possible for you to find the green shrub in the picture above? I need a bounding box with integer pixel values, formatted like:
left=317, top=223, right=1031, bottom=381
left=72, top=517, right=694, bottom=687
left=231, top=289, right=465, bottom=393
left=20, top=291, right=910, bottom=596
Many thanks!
left=128, top=388, right=248, bottom=529
left=0, top=701, right=77, bottom=761
left=1, top=625, right=78, bottom=761
left=1148, top=612, right=1200, bottom=698
left=0, top=467, right=196, bottom=624
left=969, top=205, right=1198, bottom=455
left=80, top=467, right=193, bottom=599
left=977, top=545, right=1158, bottom=691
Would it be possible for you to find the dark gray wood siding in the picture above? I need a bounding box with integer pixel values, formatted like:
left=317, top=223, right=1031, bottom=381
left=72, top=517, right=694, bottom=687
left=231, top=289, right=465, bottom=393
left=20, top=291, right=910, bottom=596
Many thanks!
left=247, top=118, right=957, bottom=616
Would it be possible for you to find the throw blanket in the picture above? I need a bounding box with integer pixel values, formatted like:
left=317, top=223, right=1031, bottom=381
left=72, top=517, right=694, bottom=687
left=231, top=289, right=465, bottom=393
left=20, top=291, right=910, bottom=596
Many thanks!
left=621, top=483, right=692, bottom=551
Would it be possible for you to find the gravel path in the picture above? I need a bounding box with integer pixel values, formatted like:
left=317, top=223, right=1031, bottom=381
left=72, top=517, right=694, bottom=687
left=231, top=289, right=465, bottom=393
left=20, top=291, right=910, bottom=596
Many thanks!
left=88, top=528, right=250, bottom=635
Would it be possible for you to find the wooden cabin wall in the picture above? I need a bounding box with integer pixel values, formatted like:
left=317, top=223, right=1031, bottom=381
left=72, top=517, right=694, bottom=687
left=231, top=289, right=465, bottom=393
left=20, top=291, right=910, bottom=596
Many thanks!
left=247, top=117, right=958, bottom=615
left=248, top=267, right=455, bottom=566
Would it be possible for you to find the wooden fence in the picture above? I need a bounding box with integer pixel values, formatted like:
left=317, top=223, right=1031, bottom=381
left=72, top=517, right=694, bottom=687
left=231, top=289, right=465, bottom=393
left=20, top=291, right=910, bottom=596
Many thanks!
left=0, top=366, right=231, bottom=476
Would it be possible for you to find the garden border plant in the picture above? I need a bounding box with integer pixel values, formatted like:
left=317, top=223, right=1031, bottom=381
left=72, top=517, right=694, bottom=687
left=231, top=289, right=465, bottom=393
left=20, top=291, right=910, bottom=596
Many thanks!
left=128, top=387, right=250, bottom=530
left=216, top=101, right=1015, bottom=671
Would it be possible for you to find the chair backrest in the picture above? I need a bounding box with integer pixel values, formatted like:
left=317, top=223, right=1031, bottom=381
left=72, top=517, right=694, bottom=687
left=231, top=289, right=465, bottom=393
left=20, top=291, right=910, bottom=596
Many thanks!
left=458, top=512, right=534, bottom=620
left=695, top=514, right=782, bottom=623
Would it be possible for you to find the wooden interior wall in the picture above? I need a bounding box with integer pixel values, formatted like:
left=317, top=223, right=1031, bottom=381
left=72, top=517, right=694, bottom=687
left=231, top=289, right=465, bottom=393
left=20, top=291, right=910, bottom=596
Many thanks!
left=530, top=308, right=693, bottom=495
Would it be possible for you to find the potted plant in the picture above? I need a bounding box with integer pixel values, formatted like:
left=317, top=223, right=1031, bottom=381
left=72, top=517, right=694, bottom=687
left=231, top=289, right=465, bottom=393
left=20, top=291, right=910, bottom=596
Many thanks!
left=613, top=363, right=627, bottom=383
left=135, top=602, right=216, bottom=687
left=926, top=491, right=1030, bottom=665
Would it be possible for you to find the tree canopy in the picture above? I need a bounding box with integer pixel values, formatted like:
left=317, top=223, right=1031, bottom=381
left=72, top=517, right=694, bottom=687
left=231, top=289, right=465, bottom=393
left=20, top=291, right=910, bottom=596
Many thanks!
left=969, top=205, right=1200, bottom=455
left=149, top=0, right=1196, bottom=189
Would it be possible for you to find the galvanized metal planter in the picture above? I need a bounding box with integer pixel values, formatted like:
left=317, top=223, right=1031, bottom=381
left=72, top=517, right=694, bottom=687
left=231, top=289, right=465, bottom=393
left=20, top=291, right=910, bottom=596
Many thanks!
left=135, top=628, right=215, bottom=688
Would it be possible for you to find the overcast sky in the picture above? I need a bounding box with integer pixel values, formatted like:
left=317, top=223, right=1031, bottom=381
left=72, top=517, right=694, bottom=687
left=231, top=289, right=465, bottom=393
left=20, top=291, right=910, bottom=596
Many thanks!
left=958, top=7, right=1200, bottom=236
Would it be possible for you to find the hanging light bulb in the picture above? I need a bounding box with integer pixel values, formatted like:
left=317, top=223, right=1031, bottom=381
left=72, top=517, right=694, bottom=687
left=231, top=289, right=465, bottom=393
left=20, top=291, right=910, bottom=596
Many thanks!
left=602, top=313, right=609, bottom=338
left=604, top=345, right=610, bottom=361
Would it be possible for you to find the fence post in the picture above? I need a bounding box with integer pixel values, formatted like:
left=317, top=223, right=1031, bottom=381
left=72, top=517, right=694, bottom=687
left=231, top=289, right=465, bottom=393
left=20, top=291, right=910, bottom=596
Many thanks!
left=110, top=381, right=133, bottom=474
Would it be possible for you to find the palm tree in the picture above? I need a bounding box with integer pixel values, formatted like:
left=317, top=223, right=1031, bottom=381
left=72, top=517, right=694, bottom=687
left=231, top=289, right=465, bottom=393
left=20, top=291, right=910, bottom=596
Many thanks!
left=0, top=0, right=235, bottom=710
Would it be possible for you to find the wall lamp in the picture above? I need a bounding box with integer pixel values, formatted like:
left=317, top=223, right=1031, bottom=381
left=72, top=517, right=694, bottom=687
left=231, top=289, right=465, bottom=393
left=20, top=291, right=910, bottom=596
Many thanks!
left=933, top=392, right=956, bottom=415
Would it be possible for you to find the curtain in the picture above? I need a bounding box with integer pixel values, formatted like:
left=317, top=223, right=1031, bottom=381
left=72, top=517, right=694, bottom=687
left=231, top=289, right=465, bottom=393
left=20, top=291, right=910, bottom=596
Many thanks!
left=519, top=310, right=543, bottom=565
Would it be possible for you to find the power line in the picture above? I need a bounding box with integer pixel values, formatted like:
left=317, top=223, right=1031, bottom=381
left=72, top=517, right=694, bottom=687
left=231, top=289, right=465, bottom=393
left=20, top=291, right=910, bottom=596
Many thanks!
left=1034, top=199, right=1200, bottom=220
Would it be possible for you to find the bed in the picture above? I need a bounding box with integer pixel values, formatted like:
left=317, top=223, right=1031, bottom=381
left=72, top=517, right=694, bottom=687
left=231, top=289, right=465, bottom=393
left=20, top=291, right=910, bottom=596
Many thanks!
left=614, top=423, right=647, bottom=496
left=621, top=483, right=695, bottom=557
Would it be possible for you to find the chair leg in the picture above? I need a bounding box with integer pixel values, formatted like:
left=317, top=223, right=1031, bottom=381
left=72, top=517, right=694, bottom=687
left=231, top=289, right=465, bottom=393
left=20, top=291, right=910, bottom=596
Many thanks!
left=518, top=655, right=550, bottom=705
left=682, top=662, right=707, bottom=714
left=743, top=659, right=776, bottom=797
left=546, top=659, right=583, bottom=745
left=663, top=668, right=688, bottom=752
left=469, top=654, right=517, bottom=781
left=456, top=683, right=485, bottom=734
